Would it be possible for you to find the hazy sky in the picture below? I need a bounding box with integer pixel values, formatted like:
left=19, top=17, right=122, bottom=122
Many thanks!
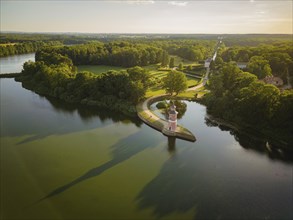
left=1, top=0, right=292, bottom=34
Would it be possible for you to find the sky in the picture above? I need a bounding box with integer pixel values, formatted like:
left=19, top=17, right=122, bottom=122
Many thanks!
left=1, top=0, right=292, bottom=34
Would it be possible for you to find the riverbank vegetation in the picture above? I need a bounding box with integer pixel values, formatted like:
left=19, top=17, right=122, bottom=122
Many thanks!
left=0, top=41, right=63, bottom=57
left=203, top=62, right=293, bottom=147
left=16, top=51, right=150, bottom=116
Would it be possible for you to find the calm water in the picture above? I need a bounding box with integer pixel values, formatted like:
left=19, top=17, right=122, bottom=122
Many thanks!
left=0, top=54, right=292, bottom=220
left=0, top=53, right=35, bottom=73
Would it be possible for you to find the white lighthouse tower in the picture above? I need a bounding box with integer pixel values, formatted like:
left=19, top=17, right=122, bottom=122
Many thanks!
left=168, top=102, right=178, bottom=132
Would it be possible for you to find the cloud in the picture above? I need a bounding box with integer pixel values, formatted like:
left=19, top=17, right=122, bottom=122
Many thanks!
left=168, top=1, right=188, bottom=7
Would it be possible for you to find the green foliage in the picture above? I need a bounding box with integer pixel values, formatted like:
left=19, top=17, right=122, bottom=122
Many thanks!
left=219, top=42, right=292, bottom=82
left=161, top=51, right=170, bottom=67
left=0, top=41, right=62, bottom=57
left=169, top=57, right=175, bottom=68
left=247, top=56, right=272, bottom=79
left=162, top=71, right=187, bottom=95
left=178, top=62, right=183, bottom=71
left=18, top=54, right=150, bottom=115
left=36, top=42, right=165, bottom=68
left=203, top=61, right=293, bottom=145
left=156, top=100, right=168, bottom=109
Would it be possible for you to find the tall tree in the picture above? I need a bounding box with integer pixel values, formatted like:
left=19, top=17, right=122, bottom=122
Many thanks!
left=178, top=62, right=183, bottom=71
left=162, top=71, right=187, bottom=95
left=169, top=57, right=175, bottom=68
left=161, top=51, right=170, bottom=67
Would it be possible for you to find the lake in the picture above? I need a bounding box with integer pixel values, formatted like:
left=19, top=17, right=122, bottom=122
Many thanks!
left=0, top=54, right=292, bottom=220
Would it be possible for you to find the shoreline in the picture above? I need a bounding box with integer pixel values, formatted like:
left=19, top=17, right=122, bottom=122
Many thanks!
left=0, top=73, right=23, bottom=78
left=8, top=72, right=291, bottom=149
left=204, top=112, right=292, bottom=151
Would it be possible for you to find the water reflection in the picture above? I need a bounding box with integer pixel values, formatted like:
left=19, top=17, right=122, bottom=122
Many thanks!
left=205, top=117, right=293, bottom=164
left=1, top=81, right=142, bottom=144
left=45, top=96, right=142, bottom=126
left=167, top=137, right=176, bottom=156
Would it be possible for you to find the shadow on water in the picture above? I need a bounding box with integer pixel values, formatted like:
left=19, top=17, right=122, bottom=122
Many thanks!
left=205, top=117, right=293, bottom=164
left=136, top=146, right=293, bottom=220
left=167, top=137, right=176, bottom=156
left=15, top=96, right=142, bottom=145
left=46, top=96, right=142, bottom=126
left=36, top=128, right=163, bottom=203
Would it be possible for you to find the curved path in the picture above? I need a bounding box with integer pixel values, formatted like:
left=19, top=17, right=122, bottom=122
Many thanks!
left=136, top=94, right=196, bottom=142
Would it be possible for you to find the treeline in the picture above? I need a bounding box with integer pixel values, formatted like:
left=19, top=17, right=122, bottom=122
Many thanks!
left=221, top=34, right=292, bottom=47
left=36, top=42, right=166, bottom=67
left=0, top=41, right=63, bottom=57
left=150, top=39, right=216, bottom=62
left=16, top=51, right=150, bottom=115
left=218, top=42, right=293, bottom=83
left=203, top=62, right=293, bottom=147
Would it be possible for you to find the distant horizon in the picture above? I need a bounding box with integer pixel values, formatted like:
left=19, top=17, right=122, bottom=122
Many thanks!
left=1, top=1, right=292, bottom=34
left=2, top=31, right=292, bottom=35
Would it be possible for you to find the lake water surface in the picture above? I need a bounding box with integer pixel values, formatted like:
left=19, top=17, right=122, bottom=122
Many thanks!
left=0, top=54, right=292, bottom=220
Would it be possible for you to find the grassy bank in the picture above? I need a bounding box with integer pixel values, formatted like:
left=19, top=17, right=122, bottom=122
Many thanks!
left=77, top=65, right=126, bottom=74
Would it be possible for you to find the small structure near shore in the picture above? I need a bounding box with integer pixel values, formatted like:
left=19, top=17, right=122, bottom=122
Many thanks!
left=262, top=75, right=283, bottom=87
left=136, top=95, right=196, bottom=142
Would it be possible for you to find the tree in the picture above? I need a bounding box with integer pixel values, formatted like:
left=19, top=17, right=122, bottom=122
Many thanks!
left=187, top=65, right=193, bottom=71
left=178, top=62, right=183, bottom=71
left=169, top=57, right=175, bottom=68
left=247, top=56, right=272, bottom=79
left=161, top=51, right=170, bottom=67
left=162, top=71, right=187, bottom=95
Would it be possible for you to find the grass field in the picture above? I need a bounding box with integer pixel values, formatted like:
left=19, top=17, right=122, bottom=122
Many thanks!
left=145, top=64, right=200, bottom=97
left=170, top=55, right=202, bottom=67
left=77, top=63, right=201, bottom=98
left=78, top=65, right=126, bottom=74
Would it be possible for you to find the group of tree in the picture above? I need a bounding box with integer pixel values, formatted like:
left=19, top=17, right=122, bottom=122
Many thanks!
left=0, top=41, right=62, bottom=57
left=203, top=62, right=293, bottom=146
left=218, top=42, right=293, bottom=83
left=35, top=41, right=167, bottom=67
left=17, top=52, right=150, bottom=115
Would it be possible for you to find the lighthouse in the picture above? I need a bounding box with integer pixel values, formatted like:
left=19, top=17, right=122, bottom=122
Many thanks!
left=168, top=101, right=178, bottom=132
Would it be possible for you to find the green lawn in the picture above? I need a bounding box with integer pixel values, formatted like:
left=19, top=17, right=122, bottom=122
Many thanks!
left=170, top=55, right=202, bottom=66
left=78, top=65, right=126, bottom=74
left=77, top=64, right=201, bottom=99
left=144, top=64, right=200, bottom=98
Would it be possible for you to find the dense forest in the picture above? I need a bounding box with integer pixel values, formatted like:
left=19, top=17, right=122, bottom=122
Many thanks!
left=203, top=62, right=293, bottom=147
left=217, top=42, right=293, bottom=84
left=0, top=41, right=63, bottom=57
left=16, top=51, right=150, bottom=115
left=34, top=39, right=216, bottom=67
left=35, top=42, right=165, bottom=67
